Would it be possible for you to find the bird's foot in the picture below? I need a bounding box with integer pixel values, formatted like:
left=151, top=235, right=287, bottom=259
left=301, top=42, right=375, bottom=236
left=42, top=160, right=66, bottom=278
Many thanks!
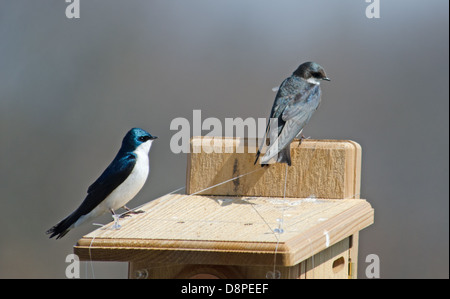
left=125, top=206, right=145, bottom=213
left=297, top=134, right=310, bottom=147
left=120, top=206, right=145, bottom=218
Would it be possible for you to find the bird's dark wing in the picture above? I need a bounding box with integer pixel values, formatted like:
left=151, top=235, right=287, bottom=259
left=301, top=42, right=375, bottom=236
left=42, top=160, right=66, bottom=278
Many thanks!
left=46, top=153, right=136, bottom=239
left=274, top=84, right=321, bottom=152
left=281, top=84, right=321, bottom=122
left=260, top=83, right=321, bottom=164
left=254, top=79, right=296, bottom=165
left=82, top=152, right=137, bottom=213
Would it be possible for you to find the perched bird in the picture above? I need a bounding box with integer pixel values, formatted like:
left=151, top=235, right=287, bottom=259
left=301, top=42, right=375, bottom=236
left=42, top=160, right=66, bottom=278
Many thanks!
left=47, top=128, right=158, bottom=239
left=255, top=62, right=330, bottom=166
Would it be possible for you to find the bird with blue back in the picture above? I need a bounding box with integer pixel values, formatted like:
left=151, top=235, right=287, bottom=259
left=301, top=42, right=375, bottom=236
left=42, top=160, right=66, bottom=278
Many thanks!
left=47, top=128, right=157, bottom=239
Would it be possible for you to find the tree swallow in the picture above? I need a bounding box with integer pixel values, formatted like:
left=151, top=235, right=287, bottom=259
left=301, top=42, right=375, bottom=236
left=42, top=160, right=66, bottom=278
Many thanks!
left=255, top=62, right=330, bottom=166
left=46, top=128, right=158, bottom=239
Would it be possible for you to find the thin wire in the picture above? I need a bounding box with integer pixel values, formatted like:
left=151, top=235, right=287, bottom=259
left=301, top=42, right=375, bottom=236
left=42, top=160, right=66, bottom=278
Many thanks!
left=271, top=163, right=288, bottom=277
left=88, top=234, right=96, bottom=279
left=87, top=223, right=105, bottom=279
left=250, top=204, right=277, bottom=236
left=182, top=168, right=263, bottom=197
left=146, top=168, right=264, bottom=216
left=117, top=186, right=186, bottom=218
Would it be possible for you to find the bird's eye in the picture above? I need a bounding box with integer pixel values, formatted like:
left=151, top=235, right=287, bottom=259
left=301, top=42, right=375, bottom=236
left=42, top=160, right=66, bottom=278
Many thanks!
left=139, top=136, right=150, bottom=142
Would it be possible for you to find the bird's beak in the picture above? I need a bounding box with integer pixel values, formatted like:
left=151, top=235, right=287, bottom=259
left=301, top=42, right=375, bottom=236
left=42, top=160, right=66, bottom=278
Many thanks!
left=150, top=136, right=158, bottom=140
left=323, top=77, right=331, bottom=81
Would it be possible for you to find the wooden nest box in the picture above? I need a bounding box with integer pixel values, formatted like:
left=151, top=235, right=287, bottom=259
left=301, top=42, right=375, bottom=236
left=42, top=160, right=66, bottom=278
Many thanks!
left=74, top=137, right=374, bottom=279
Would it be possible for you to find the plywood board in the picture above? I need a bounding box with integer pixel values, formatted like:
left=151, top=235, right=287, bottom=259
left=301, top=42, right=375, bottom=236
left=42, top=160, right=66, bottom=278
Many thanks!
left=186, top=137, right=361, bottom=199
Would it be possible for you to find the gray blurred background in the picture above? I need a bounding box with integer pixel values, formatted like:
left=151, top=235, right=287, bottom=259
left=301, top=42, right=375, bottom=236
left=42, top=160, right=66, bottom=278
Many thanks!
left=0, top=0, right=448, bottom=278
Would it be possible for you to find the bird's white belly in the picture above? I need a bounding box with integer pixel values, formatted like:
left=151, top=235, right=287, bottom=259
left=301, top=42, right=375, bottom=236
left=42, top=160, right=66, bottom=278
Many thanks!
left=105, top=156, right=149, bottom=211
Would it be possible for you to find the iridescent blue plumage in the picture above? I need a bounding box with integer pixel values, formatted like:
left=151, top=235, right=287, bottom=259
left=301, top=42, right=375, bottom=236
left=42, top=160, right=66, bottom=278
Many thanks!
left=47, top=128, right=157, bottom=239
